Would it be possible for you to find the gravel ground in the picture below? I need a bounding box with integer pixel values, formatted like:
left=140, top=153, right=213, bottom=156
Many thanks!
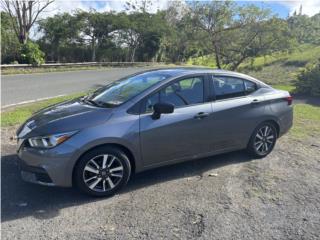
left=1, top=126, right=320, bottom=240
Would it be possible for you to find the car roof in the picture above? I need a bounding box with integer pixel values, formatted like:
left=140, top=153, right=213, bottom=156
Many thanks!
left=142, top=67, right=268, bottom=86
left=143, top=67, right=244, bottom=78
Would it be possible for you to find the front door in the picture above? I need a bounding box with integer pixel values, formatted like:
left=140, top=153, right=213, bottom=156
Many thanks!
left=139, top=76, right=214, bottom=167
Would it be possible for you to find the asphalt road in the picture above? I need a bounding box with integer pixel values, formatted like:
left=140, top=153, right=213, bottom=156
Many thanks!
left=1, top=67, right=152, bottom=107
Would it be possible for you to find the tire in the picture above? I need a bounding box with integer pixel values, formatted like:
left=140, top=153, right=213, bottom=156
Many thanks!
left=74, top=146, right=131, bottom=197
left=247, top=122, right=277, bottom=158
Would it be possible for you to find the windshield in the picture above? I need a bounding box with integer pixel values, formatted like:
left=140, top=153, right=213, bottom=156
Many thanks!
left=86, top=72, right=172, bottom=107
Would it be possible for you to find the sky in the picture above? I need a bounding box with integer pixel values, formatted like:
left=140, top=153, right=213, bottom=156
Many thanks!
left=45, top=0, right=320, bottom=18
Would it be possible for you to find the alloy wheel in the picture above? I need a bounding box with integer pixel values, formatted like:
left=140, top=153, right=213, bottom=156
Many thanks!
left=254, top=125, right=276, bottom=155
left=83, top=154, right=124, bottom=192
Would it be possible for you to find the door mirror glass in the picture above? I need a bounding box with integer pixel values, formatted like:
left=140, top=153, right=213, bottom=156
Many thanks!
left=152, top=102, right=174, bottom=119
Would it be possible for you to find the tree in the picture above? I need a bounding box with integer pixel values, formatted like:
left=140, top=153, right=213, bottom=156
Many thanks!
left=112, top=11, right=166, bottom=62
left=1, top=0, right=54, bottom=44
left=192, top=1, right=289, bottom=70
left=192, top=1, right=238, bottom=68
left=159, top=5, right=205, bottom=63
left=76, top=11, right=115, bottom=62
left=1, top=11, right=20, bottom=63
left=38, top=13, right=80, bottom=62
left=220, top=16, right=294, bottom=70
left=288, top=13, right=320, bottom=44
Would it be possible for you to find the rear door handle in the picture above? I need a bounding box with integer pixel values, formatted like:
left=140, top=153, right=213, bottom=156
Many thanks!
left=194, top=112, right=210, bottom=119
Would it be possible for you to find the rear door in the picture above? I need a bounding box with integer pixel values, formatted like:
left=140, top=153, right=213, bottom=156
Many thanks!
left=139, top=75, right=214, bottom=167
left=209, top=75, right=266, bottom=150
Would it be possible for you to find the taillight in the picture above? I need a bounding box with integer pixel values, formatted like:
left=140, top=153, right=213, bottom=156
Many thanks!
left=286, top=96, right=293, bottom=105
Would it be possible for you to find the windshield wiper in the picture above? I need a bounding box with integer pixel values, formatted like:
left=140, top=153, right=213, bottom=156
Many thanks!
left=81, top=98, right=101, bottom=107
left=81, top=97, right=118, bottom=108
left=95, top=101, right=118, bottom=108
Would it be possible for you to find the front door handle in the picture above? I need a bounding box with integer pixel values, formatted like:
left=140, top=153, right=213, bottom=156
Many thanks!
left=194, top=112, right=210, bottom=119
left=251, top=99, right=260, bottom=104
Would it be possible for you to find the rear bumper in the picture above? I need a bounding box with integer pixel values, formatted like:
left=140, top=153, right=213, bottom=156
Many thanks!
left=279, top=106, right=293, bottom=137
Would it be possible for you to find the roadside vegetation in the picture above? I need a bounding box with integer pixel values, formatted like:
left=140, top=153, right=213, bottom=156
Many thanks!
left=188, top=44, right=320, bottom=94
left=2, top=66, right=109, bottom=75
left=2, top=62, right=172, bottom=75
left=2, top=1, right=319, bottom=96
left=1, top=93, right=84, bottom=127
left=290, top=104, right=320, bottom=139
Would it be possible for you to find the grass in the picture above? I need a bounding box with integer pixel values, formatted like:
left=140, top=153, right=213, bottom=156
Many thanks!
left=271, top=85, right=296, bottom=93
left=1, top=93, right=84, bottom=127
left=290, top=104, right=320, bottom=139
left=240, top=44, right=320, bottom=69
left=1, top=63, right=173, bottom=75
left=187, top=45, right=320, bottom=70
left=186, top=54, right=217, bottom=68
left=2, top=66, right=110, bottom=75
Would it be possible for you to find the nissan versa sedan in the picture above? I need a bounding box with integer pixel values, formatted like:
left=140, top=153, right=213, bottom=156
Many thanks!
left=16, top=68, right=293, bottom=196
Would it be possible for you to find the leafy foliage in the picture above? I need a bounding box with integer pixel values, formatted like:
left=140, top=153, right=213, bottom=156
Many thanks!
left=20, top=41, right=45, bottom=66
left=1, top=1, right=320, bottom=74
left=295, top=60, right=320, bottom=97
left=1, top=12, right=20, bottom=63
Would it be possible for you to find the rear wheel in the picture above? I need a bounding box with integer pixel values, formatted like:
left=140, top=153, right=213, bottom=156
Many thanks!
left=74, top=146, right=131, bottom=197
left=247, top=122, right=277, bottom=158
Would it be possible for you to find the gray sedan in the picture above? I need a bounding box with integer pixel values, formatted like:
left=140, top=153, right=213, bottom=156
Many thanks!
left=16, top=68, right=293, bottom=196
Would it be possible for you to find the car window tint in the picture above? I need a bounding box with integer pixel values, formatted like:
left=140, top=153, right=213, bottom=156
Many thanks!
left=143, top=77, right=204, bottom=113
left=145, top=92, right=160, bottom=113
left=213, top=76, right=245, bottom=100
left=244, top=80, right=257, bottom=94
left=160, top=77, right=204, bottom=107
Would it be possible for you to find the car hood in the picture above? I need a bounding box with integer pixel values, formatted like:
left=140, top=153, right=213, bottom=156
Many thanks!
left=17, top=99, right=114, bottom=138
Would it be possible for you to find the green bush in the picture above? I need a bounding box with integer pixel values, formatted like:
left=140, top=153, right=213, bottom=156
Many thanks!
left=20, top=41, right=45, bottom=66
left=294, top=60, right=320, bottom=96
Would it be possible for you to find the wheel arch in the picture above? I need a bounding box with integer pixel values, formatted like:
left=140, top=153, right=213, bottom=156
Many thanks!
left=263, top=119, right=280, bottom=137
left=247, top=119, right=280, bottom=147
left=72, top=143, right=136, bottom=186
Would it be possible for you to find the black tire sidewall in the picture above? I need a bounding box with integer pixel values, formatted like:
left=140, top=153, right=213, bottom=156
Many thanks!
left=74, top=146, right=131, bottom=197
left=248, top=122, right=277, bottom=158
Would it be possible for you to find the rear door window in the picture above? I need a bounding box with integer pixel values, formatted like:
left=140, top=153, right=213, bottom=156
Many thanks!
left=212, top=76, right=245, bottom=100
left=244, top=80, right=257, bottom=94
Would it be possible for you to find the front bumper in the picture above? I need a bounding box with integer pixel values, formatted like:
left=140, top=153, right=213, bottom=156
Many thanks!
left=17, top=140, right=79, bottom=187
left=19, top=159, right=55, bottom=186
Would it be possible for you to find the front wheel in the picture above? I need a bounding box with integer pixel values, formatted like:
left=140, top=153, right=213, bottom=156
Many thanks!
left=247, top=122, right=277, bottom=158
left=74, top=146, right=131, bottom=197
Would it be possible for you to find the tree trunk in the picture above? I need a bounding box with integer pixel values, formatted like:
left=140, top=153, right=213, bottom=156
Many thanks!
left=213, top=42, right=221, bottom=69
left=18, top=31, right=28, bottom=44
left=131, top=46, right=137, bottom=62
left=231, top=55, right=247, bottom=71
left=91, top=36, right=96, bottom=62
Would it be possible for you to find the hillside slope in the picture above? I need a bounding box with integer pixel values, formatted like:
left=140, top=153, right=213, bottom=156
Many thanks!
left=188, top=44, right=320, bottom=86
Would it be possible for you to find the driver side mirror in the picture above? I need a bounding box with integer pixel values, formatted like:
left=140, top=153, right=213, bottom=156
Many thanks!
left=152, top=102, right=174, bottom=120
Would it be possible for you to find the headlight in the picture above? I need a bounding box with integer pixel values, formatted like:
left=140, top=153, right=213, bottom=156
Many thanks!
left=28, top=131, right=78, bottom=148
